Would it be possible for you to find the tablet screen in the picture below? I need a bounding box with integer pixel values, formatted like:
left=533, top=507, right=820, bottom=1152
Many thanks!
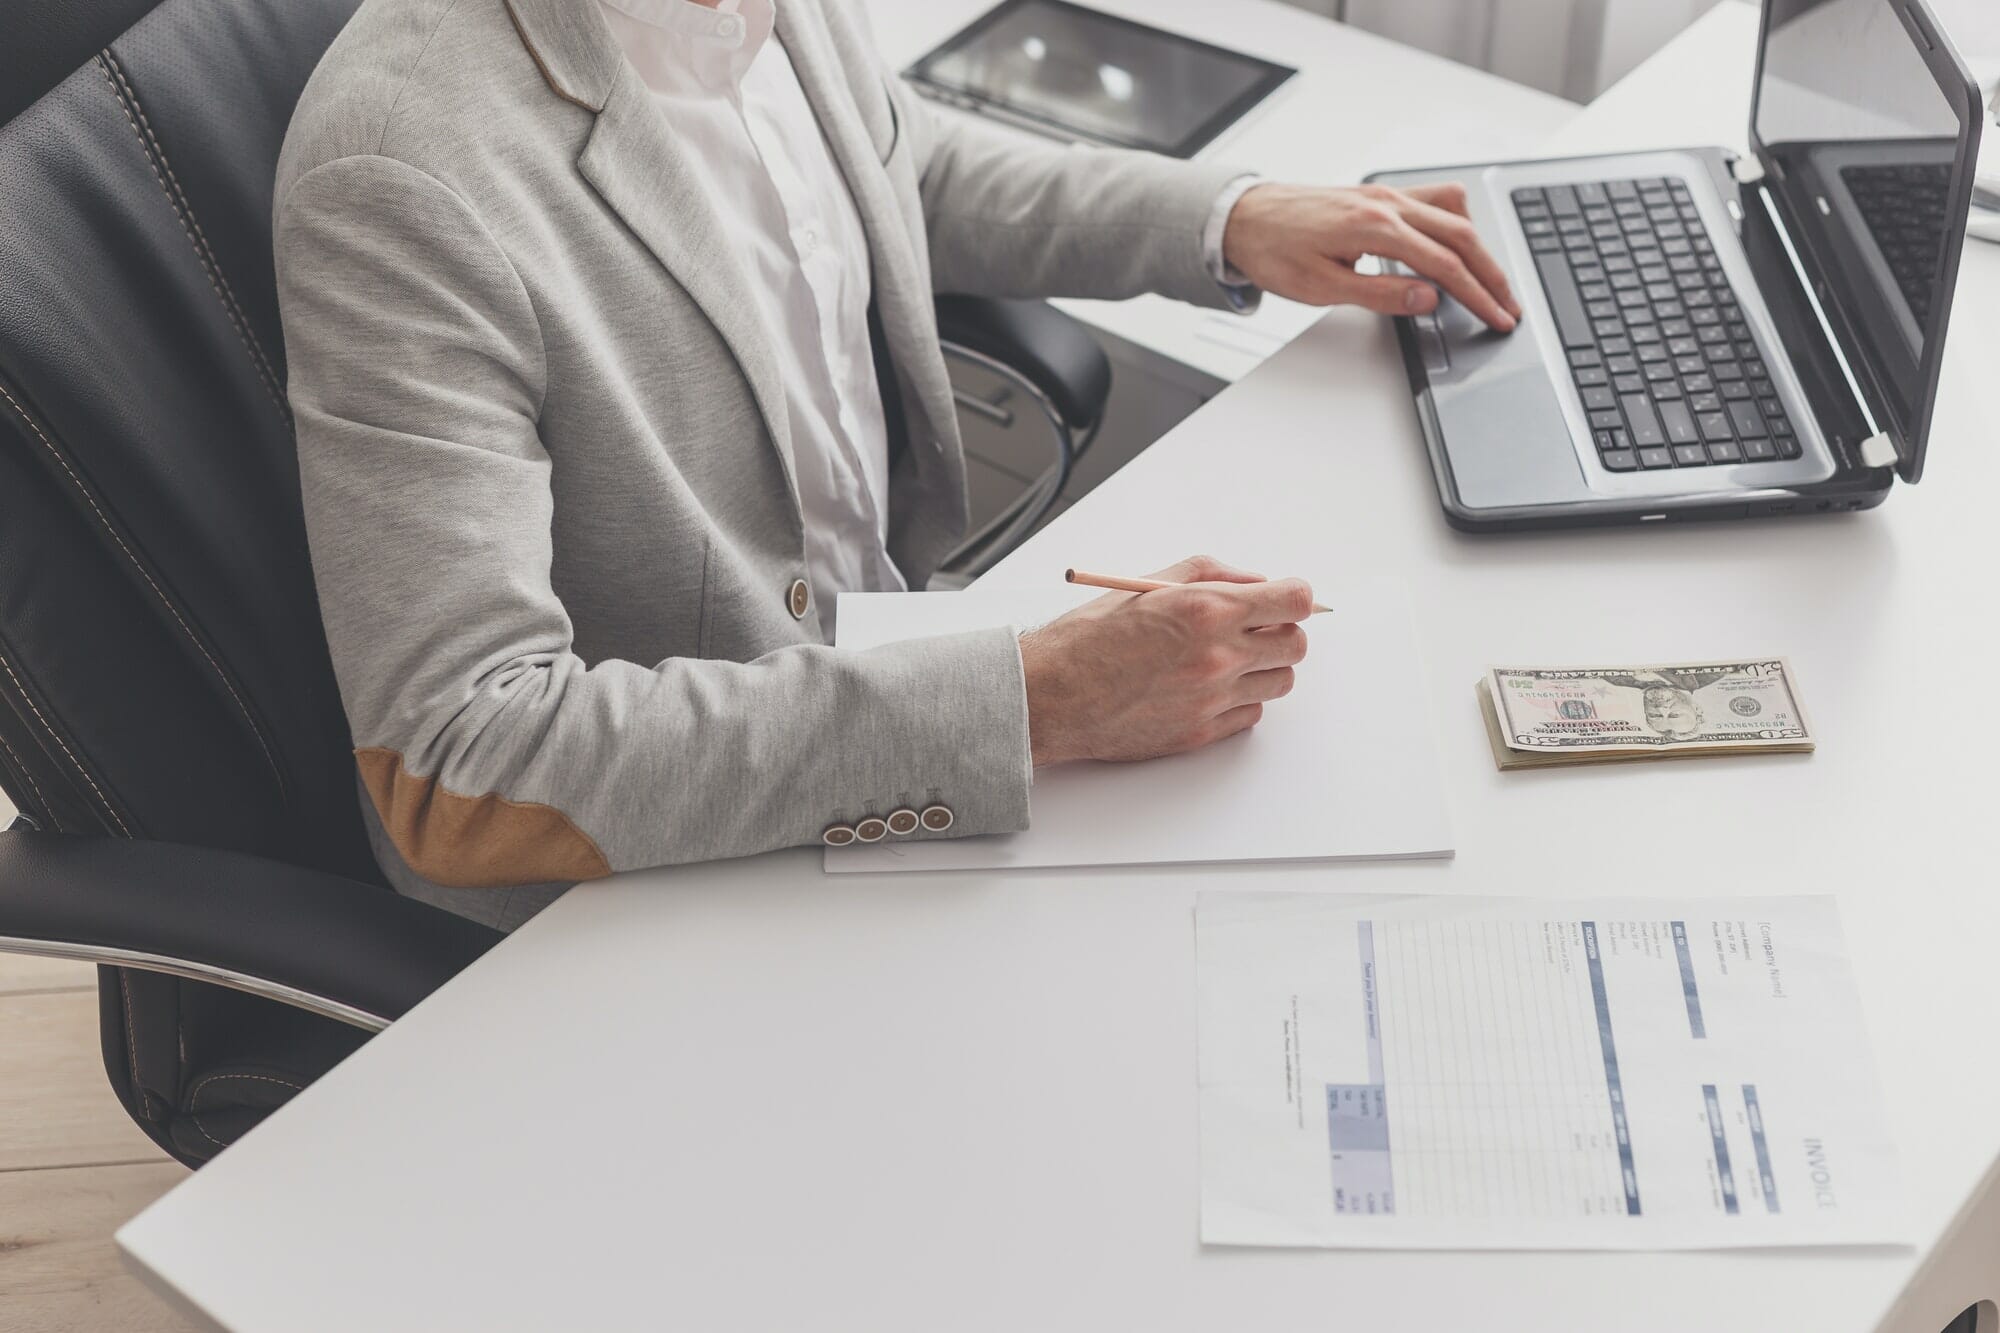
left=906, top=0, right=1295, bottom=159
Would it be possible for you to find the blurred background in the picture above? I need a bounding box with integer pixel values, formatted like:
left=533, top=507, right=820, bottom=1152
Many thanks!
left=1287, top=0, right=1999, bottom=103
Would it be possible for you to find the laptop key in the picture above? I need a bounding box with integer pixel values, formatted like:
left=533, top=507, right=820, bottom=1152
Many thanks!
left=1601, top=450, right=1639, bottom=472
left=1707, top=440, right=1743, bottom=464
left=1775, top=434, right=1802, bottom=459
left=1589, top=409, right=1624, bottom=430
left=1659, top=400, right=1699, bottom=444
left=1637, top=446, right=1675, bottom=469
left=1696, top=412, right=1733, bottom=442
left=1672, top=444, right=1709, bottom=466
left=1534, top=252, right=1595, bottom=348
left=1726, top=401, right=1766, bottom=437
left=1621, top=395, right=1666, bottom=447
left=1582, top=386, right=1616, bottom=410
left=1742, top=437, right=1777, bottom=461
left=1613, top=375, right=1645, bottom=394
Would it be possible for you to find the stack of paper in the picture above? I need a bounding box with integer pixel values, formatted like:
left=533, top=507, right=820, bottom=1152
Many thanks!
left=1197, top=892, right=1901, bottom=1250
left=828, top=579, right=1452, bottom=874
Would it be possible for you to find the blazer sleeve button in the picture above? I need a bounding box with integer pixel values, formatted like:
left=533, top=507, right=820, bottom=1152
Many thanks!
left=787, top=579, right=811, bottom=620
left=886, top=808, right=920, bottom=836
left=854, top=816, right=889, bottom=843
left=919, top=804, right=954, bottom=832
left=822, top=823, right=857, bottom=847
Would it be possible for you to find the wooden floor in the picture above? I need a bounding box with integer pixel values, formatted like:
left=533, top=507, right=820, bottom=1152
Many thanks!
left=1, top=795, right=194, bottom=1331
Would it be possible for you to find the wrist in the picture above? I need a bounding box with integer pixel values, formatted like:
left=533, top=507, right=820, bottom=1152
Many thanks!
left=1219, top=181, right=1277, bottom=280
left=1019, top=626, right=1075, bottom=768
left=1206, top=175, right=1264, bottom=289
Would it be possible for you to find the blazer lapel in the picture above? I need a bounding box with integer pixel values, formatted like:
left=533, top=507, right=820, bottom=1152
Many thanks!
left=772, top=6, right=962, bottom=462
left=505, top=0, right=799, bottom=500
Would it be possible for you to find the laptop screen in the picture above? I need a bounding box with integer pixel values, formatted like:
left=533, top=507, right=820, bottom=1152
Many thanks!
left=1752, top=0, right=1980, bottom=480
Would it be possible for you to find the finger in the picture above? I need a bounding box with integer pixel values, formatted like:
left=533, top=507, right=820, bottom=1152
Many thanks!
left=1204, top=701, right=1266, bottom=744
left=1235, top=665, right=1298, bottom=706
left=1242, top=622, right=1310, bottom=671
left=1220, top=576, right=1316, bottom=628
left=1374, top=221, right=1516, bottom=331
left=1399, top=198, right=1521, bottom=319
left=1148, top=554, right=1265, bottom=585
left=1314, top=268, right=1444, bottom=316
left=1401, top=181, right=1471, bottom=219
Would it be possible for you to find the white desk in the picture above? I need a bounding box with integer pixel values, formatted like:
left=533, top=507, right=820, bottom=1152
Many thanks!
left=121, top=6, right=2000, bottom=1331
left=866, top=0, right=1576, bottom=384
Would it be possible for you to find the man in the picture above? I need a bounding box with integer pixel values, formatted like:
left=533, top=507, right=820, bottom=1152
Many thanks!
left=275, top=0, right=1518, bottom=928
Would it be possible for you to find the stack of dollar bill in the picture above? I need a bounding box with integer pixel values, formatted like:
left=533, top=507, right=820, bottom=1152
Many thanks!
left=1478, top=660, right=1815, bottom=770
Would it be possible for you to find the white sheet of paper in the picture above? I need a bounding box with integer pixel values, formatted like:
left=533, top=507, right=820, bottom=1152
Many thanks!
left=1197, top=892, right=1903, bottom=1250
left=826, top=579, right=1452, bottom=873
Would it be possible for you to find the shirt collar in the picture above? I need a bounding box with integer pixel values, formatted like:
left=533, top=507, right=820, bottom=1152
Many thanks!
left=595, top=0, right=745, bottom=45
left=596, top=0, right=774, bottom=91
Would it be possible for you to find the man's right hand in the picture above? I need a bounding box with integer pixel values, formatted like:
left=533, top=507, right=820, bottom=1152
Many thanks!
left=1018, top=555, right=1314, bottom=767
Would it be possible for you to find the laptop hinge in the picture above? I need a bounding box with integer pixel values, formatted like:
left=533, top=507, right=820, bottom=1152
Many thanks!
left=1730, top=155, right=1766, bottom=185
left=1859, top=432, right=1898, bottom=469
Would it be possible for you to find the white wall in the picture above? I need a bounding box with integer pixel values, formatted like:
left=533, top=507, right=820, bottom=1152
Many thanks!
left=1284, top=0, right=1722, bottom=102
left=1285, top=0, right=2000, bottom=104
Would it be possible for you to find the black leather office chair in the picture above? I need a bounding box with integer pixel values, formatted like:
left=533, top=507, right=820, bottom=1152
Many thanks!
left=0, top=0, right=1111, bottom=1169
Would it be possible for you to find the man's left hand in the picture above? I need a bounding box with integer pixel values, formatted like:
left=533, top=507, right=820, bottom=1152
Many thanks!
left=1221, top=182, right=1522, bottom=331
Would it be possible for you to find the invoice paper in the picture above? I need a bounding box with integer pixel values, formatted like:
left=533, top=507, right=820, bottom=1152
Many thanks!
left=827, top=580, right=1452, bottom=873
left=1196, top=893, right=1901, bottom=1249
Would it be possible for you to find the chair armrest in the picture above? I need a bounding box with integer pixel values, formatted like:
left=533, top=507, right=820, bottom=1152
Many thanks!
left=933, top=295, right=1112, bottom=430
left=0, top=831, right=502, bottom=1030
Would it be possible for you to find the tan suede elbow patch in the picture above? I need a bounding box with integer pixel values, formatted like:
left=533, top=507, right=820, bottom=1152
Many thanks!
left=354, top=748, right=612, bottom=888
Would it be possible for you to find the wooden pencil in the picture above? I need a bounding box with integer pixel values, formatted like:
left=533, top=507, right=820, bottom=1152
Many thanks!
left=1064, top=569, right=1332, bottom=614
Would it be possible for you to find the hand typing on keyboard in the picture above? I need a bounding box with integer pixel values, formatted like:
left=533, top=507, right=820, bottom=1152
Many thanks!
left=1220, top=182, right=1521, bottom=332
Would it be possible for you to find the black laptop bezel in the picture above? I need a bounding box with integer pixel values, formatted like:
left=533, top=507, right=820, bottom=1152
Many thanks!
left=1744, top=0, right=1983, bottom=484
left=903, top=0, right=1297, bottom=160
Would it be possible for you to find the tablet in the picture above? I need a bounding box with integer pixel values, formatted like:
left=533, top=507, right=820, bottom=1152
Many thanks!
left=904, top=0, right=1296, bottom=159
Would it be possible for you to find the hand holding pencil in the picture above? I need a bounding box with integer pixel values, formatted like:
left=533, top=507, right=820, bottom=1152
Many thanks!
left=1017, top=555, right=1316, bottom=768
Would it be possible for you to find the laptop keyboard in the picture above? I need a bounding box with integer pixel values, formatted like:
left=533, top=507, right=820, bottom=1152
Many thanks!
left=1840, top=163, right=1949, bottom=327
left=1512, top=177, right=1799, bottom=473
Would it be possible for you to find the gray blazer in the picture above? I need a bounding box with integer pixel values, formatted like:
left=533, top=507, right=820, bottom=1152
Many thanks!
left=274, top=0, right=1245, bottom=928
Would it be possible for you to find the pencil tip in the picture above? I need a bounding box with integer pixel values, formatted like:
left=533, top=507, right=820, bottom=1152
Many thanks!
left=1063, top=569, right=1077, bottom=582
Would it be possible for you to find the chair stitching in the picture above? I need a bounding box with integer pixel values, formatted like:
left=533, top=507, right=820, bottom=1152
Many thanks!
left=0, top=649, right=130, bottom=836
left=116, top=971, right=148, bottom=1113
left=186, top=1071, right=308, bottom=1150
left=94, top=56, right=289, bottom=422
left=0, top=727, right=52, bottom=825
left=99, top=51, right=287, bottom=412
left=0, top=382, right=281, bottom=798
left=187, top=1071, right=308, bottom=1105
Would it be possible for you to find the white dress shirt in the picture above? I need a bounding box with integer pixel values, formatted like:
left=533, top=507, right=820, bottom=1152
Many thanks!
left=595, top=0, right=1257, bottom=633
left=597, top=0, right=902, bottom=635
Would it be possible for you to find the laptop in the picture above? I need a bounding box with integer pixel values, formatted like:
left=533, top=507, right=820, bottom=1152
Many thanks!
left=1367, top=0, right=1984, bottom=531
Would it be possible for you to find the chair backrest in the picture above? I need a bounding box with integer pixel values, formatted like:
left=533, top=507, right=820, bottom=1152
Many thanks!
left=0, top=0, right=372, bottom=873
left=0, top=0, right=381, bottom=1163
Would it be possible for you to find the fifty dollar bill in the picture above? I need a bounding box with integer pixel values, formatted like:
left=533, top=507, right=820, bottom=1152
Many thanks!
left=1478, top=660, right=1814, bottom=769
